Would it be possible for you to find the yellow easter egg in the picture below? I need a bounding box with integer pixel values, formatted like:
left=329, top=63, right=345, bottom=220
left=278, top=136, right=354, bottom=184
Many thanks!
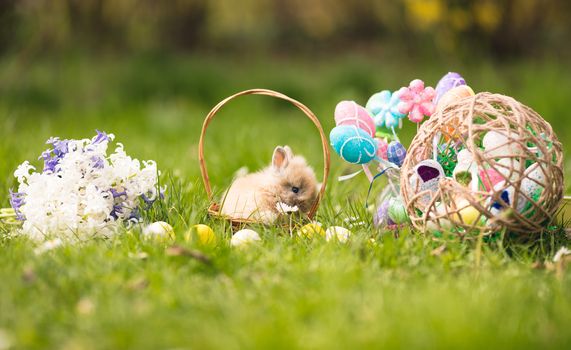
left=451, top=201, right=481, bottom=226
left=297, top=223, right=326, bottom=238
left=325, top=226, right=351, bottom=243
left=185, top=224, right=216, bottom=245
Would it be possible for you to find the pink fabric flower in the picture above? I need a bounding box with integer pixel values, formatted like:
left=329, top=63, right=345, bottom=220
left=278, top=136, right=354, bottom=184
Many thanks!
left=397, top=79, right=436, bottom=123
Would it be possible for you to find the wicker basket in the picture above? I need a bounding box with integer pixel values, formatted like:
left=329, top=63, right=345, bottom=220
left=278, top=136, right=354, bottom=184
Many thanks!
left=198, top=89, right=330, bottom=227
left=400, top=92, right=564, bottom=235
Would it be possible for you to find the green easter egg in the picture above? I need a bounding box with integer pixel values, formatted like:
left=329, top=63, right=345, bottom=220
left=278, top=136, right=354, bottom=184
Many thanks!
left=388, top=198, right=409, bottom=224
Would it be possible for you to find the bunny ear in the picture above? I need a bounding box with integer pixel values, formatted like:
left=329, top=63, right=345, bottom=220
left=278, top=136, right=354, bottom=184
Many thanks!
left=272, top=146, right=289, bottom=170
left=283, top=145, right=294, bottom=158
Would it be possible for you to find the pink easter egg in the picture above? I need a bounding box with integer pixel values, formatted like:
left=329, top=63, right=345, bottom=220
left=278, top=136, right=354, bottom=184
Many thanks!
left=479, top=168, right=505, bottom=191
left=334, top=101, right=376, bottom=137
left=375, top=138, right=388, bottom=160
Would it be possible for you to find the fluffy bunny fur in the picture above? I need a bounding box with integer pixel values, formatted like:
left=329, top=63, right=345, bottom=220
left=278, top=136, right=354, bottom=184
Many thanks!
left=220, top=146, right=319, bottom=223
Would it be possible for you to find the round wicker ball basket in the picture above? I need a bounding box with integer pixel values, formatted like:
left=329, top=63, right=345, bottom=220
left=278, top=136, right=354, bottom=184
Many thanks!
left=400, top=92, right=563, bottom=235
left=199, top=89, right=330, bottom=227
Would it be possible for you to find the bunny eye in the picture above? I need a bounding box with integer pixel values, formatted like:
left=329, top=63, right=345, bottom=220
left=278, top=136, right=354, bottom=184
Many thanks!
left=291, top=186, right=300, bottom=194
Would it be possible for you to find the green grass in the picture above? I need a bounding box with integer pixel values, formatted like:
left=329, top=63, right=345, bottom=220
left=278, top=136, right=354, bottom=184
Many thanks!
left=0, top=53, right=570, bottom=349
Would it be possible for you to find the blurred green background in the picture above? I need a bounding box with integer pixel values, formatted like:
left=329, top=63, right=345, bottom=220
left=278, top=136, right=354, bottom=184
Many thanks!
left=2, top=0, right=570, bottom=57
left=1, top=0, right=571, bottom=198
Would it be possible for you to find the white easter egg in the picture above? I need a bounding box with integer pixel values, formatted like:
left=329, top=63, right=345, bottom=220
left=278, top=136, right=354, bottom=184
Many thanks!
left=494, top=158, right=522, bottom=180
left=142, top=221, right=175, bottom=241
left=325, top=226, right=351, bottom=243
left=520, top=163, right=546, bottom=202
left=483, top=131, right=524, bottom=158
left=411, top=160, right=445, bottom=207
left=525, top=163, right=547, bottom=184
left=452, top=162, right=478, bottom=186
left=231, top=229, right=261, bottom=247
left=427, top=202, right=453, bottom=231
left=456, top=149, right=474, bottom=164
left=490, top=181, right=526, bottom=213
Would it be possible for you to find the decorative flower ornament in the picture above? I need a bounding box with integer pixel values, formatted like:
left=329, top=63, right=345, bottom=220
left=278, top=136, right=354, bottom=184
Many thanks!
left=397, top=79, right=436, bottom=123
left=366, top=90, right=405, bottom=129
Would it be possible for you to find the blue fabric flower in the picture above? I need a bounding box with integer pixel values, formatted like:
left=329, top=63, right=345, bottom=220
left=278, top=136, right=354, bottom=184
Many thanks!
left=366, top=90, right=405, bottom=129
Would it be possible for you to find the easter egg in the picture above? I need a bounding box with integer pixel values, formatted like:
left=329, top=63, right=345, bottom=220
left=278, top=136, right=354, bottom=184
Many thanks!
left=453, top=163, right=478, bottom=187
left=426, top=202, right=454, bottom=234
left=490, top=182, right=526, bottom=213
left=231, top=229, right=261, bottom=247
left=375, top=138, right=388, bottom=160
left=434, top=72, right=467, bottom=103
left=297, top=222, right=326, bottom=238
left=451, top=200, right=481, bottom=226
left=427, top=202, right=454, bottom=231
left=483, top=130, right=524, bottom=159
left=494, top=158, right=522, bottom=180
left=520, top=163, right=546, bottom=203
left=411, top=159, right=445, bottom=207
left=334, top=101, right=376, bottom=137
left=325, top=226, right=351, bottom=243
left=142, top=221, right=175, bottom=242
left=479, top=168, right=505, bottom=191
left=330, top=125, right=377, bottom=164
left=374, top=199, right=391, bottom=227
left=436, top=85, right=475, bottom=111
left=386, top=141, right=407, bottom=167
left=387, top=197, right=409, bottom=224
left=456, top=149, right=473, bottom=164
left=184, top=224, right=216, bottom=245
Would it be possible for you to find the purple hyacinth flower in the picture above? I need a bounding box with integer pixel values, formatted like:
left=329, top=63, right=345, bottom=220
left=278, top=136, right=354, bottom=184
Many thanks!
left=110, top=204, right=123, bottom=220
left=141, top=193, right=155, bottom=208
left=109, top=188, right=127, bottom=198
left=91, top=156, right=105, bottom=169
left=41, top=155, right=59, bottom=174
left=52, top=139, right=69, bottom=157
left=92, top=130, right=110, bottom=145
left=128, top=208, right=141, bottom=221
left=46, top=137, right=59, bottom=146
left=9, top=189, right=26, bottom=221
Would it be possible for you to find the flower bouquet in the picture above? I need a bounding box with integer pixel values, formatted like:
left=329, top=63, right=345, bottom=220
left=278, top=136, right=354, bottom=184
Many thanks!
left=6, top=131, right=162, bottom=240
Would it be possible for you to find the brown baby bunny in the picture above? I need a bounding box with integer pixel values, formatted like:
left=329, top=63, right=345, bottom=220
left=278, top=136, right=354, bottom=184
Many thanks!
left=220, top=146, right=319, bottom=223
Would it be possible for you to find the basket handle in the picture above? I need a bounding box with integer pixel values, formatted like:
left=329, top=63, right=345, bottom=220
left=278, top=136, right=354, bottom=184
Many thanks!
left=198, top=88, right=331, bottom=219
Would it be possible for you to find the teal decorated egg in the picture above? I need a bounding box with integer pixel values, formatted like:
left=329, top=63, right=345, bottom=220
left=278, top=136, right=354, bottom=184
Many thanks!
left=330, top=125, right=377, bottom=164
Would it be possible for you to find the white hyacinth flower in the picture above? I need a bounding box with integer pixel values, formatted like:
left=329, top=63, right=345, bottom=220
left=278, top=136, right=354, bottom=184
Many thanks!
left=10, top=130, right=161, bottom=241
